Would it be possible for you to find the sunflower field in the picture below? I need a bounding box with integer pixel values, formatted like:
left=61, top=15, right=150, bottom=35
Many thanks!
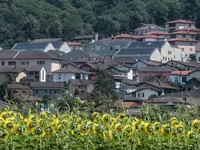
left=0, top=110, right=200, bottom=150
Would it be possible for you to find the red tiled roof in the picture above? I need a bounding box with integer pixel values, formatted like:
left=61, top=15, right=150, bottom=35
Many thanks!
left=169, top=31, right=197, bottom=35
left=114, top=101, right=141, bottom=108
left=176, top=27, right=200, bottom=32
left=167, top=19, right=195, bottom=24
left=170, top=70, right=191, bottom=76
left=168, top=38, right=197, bottom=42
left=113, top=34, right=141, bottom=39
left=145, top=96, right=187, bottom=104
left=67, top=42, right=82, bottom=46
left=146, top=31, right=168, bottom=35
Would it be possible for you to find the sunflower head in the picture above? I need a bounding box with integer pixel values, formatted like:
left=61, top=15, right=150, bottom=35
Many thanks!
left=45, top=127, right=55, bottom=136
left=161, top=124, right=171, bottom=136
left=118, top=113, right=126, bottom=119
left=0, top=129, right=8, bottom=139
left=187, top=131, right=196, bottom=140
left=4, top=120, right=15, bottom=130
left=33, top=127, right=45, bottom=136
left=92, top=112, right=99, bottom=119
left=191, top=119, right=199, bottom=130
left=39, top=112, right=47, bottom=119
left=101, top=114, right=110, bottom=123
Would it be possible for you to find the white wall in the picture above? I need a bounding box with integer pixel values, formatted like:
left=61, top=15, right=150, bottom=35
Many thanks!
left=127, top=69, right=133, bottom=80
left=150, top=49, right=163, bottom=62
left=53, top=73, right=75, bottom=83
left=136, top=89, right=158, bottom=100
left=44, top=43, right=55, bottom=52
left=59, top=42, right=71, bottom=53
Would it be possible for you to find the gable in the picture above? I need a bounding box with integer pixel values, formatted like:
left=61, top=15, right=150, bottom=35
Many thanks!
left=132, top=61, right=148, bottom=69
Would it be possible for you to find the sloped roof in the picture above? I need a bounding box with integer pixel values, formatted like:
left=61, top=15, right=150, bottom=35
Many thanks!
left=137, top=82, right=176, bottom=90
left=15, top=51, right=60, bottom=60
left=121, top=79, right=139, bottom=86
left=116, top=47, right=156, bottom=56
left=167, top=19, right=195, bottom=24
left=0, top=51, right=18, bottom=59
left=68, top=79, right=93, bottom=86
left=8, top=84, right=30, bottom=90
left=169, top=31, right=197, bottom=35
left=168, top=38, right=197, bottom=42
left=50, top=41, right=64, bottom=49
left=67, top=42, right=82, bottom=46
left=32, top=38, right=63, bottom=43
left=176, top=27, right=200, bottom=32
left=139, top=66, right=172, bottom=72
left=0, top=67, right=24, bottom=73
left=146, top=31, right=168, bottom=35
left=127, top=41, right=165, bottom=49
left=145, top=96, right=187, bottom=104
left=30, top=82, right=64, bottom=88
left=11, top=42, right=50, bottom=51
left=170, top=71, right=191, bottom=76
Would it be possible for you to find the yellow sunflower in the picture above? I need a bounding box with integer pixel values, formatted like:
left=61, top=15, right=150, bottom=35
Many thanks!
left=191, top=119, right=199, bottom=131
left=101, top=114, right=110, bottom=123
left=161, top=124, right=171, bottom=136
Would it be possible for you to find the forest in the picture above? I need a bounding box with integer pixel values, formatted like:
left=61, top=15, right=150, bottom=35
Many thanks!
left=0, top=0, right=199, bottom=48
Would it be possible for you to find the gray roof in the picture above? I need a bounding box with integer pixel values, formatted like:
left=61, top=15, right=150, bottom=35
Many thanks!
left=116, top=47, right=155, bottom=56
left=0, top=51, right=18, bottom=59
left=15, top=51, right=60, bottom=60
left=11, top=42, right=50, bottom=51
left=61, top=50, right=97, bottom=65
left=0, top=67, right=24, bottom=73
left=74, top=35, right=94, bottom=40
left=30, top=82, right=64, bottom=88
left=23, top=66, right=43, bottom=72
left=8, top=84, right=30, bottom=90
left=139, top=66, right=172, bottom=72
left=47, top=50, right=66, bottom=59
left=120, top=79, right=139, bottom=86
left=32, top=38, right=63, bottom=43
left=127, top=41, right=165, bottom=49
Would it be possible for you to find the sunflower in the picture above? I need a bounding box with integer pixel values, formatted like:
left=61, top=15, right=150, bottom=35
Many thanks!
left=175, top=124, right=184, bottom=134
left=32, top=127, right=46, bottom=137
left=0, top=129, right=8, bottom=139
left=161, top=124, right=171, bottom=136
left=37, top=119, right=46, bottom=127
left=28, top=114, right=37, bottom=122
left=123, top=125, right=134, bottom=135
left=51, top=119, right=60, bottom=129
left=15, top=124, right=27, bottom=136
left=117, top=113, right=126, bottom=119
left=191, top=119, right=199, bottom=131
left=114, top=123, right=123, bottom=132
left=145, top=123, right=154, bottom=135
left=187, top=131, right=196, bottom=140
left=153, top=122, right=161, bottom=132
left=39, top=112, right=47, bottom=119
left=1, top=112, right=8, bottom=120
left=61, top=119, right=68, bottom=126
left=101, top=114, right=110, bottom=123
left=26, top=121, right=37, bottom=132
left=92, top=112, right=99, bottom=119
left=45, top=126, right=55, bottom=136
left=4, top=120, right=15, bottom=131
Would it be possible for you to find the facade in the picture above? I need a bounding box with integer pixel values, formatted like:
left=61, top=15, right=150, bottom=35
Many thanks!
left=135, top=23, right=167, bottom=36
left=165, top=19, right=196, bottom=32
left=67, top=42, right=84, bottom=50
left=67, top=79, right=94, bottom=96
left=170, top=71, right=191, bottom=84
left=51, top=41, right=71, bottom=53
left=134, top=88, right=159, bottom=100
left=0, top=51, right=61, bottom=76
left=52, top=64, right=88, bottom=83
left=31, top=82, right=64, bottom=97
left=195, top=42, right=200, bottom=62
left=185, top=78, right=200, bottom=91
left=138, top=66, right=172, bottom=82
left=169, top=31, right=197, bottom=39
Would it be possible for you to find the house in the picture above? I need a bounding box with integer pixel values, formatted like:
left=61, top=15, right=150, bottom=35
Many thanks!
left=168, top=38, right=197, bottom=61
left=187, top=70, right=200, bottom=81
left=52, top=63, right=88, bottom=83
left=162, top=60, right=200, bottom=71
left=8, top=83, right=31, bottom=96
left=118, top=79, right=138, bottom=94
left=11, top=42, right=55, bottom=52
left=67, top=79, right=94, bottom=96
left=169, top=31, right=197, bottom=39
left=73, top=34, right=98, bottom=45
left=113, top=34, right=139, bottom=40
left=49, top=41, right=71, bottom=53
left=170, top=71, right=191, bottom=84
left=138, top=66, right=173, bottom=82
left=0, top=67, right=27, bottom=85
left=135, top=23, right=167, bottom=36
left=136, top=82, right=177, bottom=95
left=145, top=96, right=188, bottom=106
left=165, top=19, right=196, bottom=32
left=133, top=88, right=159, bottom=100
left=185, top=77, right=200, bottom=91
left=107, top=64, right=132, bottom=80
left=114, top=41, right=182, bottom=62
left=175, top=27, right=200, bottom=34
left=0, top=51, right=61, bottom=77
left=138, top=35, right=165, bottom=42
left=67, top=42, right=84, bottom=50
left=31, top=82, right=64, bottom=97
left=145, top=31, right=168, bottom=39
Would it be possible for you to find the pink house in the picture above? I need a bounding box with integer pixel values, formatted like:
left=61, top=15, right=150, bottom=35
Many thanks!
left=138, top=66, right=173, bottom=82
left=168, top=38, right=197, bottom=61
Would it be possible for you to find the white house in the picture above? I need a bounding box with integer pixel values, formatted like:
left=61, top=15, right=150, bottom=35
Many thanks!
left=52, top=64, right=88, bottom=83
left=51, top=41, right=71, bottom=53
left=134, top=88, right=159, bottom=100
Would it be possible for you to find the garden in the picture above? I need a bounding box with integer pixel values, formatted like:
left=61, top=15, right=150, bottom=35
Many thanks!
left=0, top=105, right=200, bottom=150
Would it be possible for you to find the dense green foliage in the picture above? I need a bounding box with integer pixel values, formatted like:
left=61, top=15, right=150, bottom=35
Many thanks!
left=0, top=0, right=200, bottom=47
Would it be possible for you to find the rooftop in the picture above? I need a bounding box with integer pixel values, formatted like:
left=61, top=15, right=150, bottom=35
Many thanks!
left=32, top=38, right=63, bottom=43
left=68, top=79, right=93, bottom=86
left=169, top=31, right=197, bottom=35
left=145, top=96, right=188, bottom=104
left=139, top=66, right=171, bottom=72
left=8, top=84, right=30, bottom=90
left=67, top=42, right=82, bottom=46
left=167, top=19, right=195, bottom=24
left=30, top=82, right=64, bottom=88
left=137, top=82, right=177, bottom=90
left=170, top=70, right=191, bottom=76
left=168, top=38, right=197, bottom=42
left=146, top=31, right=168, bottom=35
left=176, top=27, right=200, bottom=32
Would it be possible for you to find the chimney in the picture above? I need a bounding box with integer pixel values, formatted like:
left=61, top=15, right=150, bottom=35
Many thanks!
left=95, top=33, right=99, bottom=41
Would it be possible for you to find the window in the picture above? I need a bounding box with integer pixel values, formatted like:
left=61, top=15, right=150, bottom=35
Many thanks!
left=50, top=90, right=52, bottom=94
left=175, top=76, right=178, bottom=82
left=8, top=61, right=16, bottom=65
left=110, top=47, right=113, bottom=51
left=75, top=74, right=81, bottom=79
left=45, top=89, right=48, bottom=94
left=168, top=51, right=172, bottom=55
left=190, top=48, right=193, bottom=52
left=182, top=77, right=187, bottom=83
left=138, top=93, right=140, bottom=98
left=36, top=89, right=38, bottom=95
left=181, top=48, right=184, bottom=52
left=37, top=61, right=45, bottom=65
left=1, top=61, right=5, bottom=65
left=21, top=61, right=25, bottom=65
left=54, top=90, right=57, bottom=94
left=42, top=70, right=45, bottom=81
left=58, top=74, right=61, bottom=80
left=142, top=93, right=144, bottom=97
left=183, top=35, right=186, bottom=38
left=163, top=76, right=166, bottom=79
